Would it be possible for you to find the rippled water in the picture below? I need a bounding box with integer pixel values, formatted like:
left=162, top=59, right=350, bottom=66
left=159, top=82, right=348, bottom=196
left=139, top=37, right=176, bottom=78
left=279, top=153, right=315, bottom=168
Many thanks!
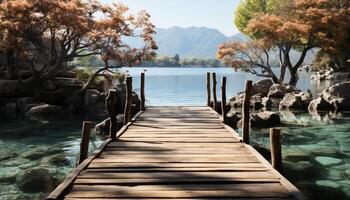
left=0, top=67, right=347, bottom=200
left=248, top=112, right=350, bottom=200
left=0, top=119, right=102, bottom=200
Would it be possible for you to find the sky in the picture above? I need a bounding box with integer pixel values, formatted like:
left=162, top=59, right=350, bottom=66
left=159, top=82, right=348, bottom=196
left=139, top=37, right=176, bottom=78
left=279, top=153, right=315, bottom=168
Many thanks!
left=100, top=0, right=241, bottom=36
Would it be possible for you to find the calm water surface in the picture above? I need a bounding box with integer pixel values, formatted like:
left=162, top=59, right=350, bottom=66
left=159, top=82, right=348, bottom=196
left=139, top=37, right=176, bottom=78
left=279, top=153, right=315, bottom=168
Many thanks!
left=0, top=67, right=348, bottom=200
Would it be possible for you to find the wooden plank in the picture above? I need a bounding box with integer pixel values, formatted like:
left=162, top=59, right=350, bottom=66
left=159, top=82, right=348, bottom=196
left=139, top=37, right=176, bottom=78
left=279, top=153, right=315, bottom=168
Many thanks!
left=87, top=162, right=265, bottom=169
left=78, top=171, right=278, bottom=180
left=93, top=157, right=259, bottom=163
left=66, top=183, right=290, bottom=198
left=75, top=178, right=280, bottom=185
left=65, top=198, right=295, bottom=200
left=114, top=138, right=237, bottom=143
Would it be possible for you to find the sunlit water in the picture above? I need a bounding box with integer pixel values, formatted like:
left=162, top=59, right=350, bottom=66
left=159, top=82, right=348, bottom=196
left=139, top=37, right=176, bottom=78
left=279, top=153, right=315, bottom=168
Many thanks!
left=0, top=67, right=348, bottom=200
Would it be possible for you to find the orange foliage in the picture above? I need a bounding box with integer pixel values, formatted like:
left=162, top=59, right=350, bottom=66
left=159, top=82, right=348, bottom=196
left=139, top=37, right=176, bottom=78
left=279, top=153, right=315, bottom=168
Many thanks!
left=0, top=0, right=157, bottom=78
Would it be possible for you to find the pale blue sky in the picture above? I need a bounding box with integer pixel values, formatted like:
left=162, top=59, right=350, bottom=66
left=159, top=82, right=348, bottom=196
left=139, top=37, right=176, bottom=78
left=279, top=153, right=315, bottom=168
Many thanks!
left=100, top=0, right=241, bottom=36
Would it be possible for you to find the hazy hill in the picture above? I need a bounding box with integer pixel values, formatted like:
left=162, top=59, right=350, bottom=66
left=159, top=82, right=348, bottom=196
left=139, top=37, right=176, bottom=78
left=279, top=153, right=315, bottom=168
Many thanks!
left=126, top=26, right=315, bottom=64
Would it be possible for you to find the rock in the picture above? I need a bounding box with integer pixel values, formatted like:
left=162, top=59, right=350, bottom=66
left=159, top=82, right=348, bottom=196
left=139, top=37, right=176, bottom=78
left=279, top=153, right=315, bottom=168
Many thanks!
left=229, top=94, right=262, bottom=110
left=26, top=104, right=64, bottom=120
left=83, top=89, right=105, bottom=117
left=283, top=160, right=321, bottom=180
left=322, top=82, right=350, bottom=111
left=0, top=150, right=17, bottom=161
left=279, top=91, right=312, bottom=110
left=252, top=79, right=274, bottom=97
left=16, top=97, right=36, bottom=113
left=310, top=147, right=344, bottom=157
left=226, top=110, right=238, bottom=129
left=262, top=97, right=273, bottom=110
left=43, top=154, right=70, bottom=166
left=113, top=84, right=141, bottom=116
left=316, top=180, right=340, bottom=189
left=95, top=115, right=124, bottom=138
left=16, top=168, right=56, bottom=193
left=268, top=84, right=301, bottom=99
left=297, top=182, right=348, bottom=200
left=0, top=167, right=18, bottom=183
left=308, top=96, right=332, bottom=113
left=252, top=144, right=270, bottom=160
left=250, top=111, right=281, bottom=128
left=315, top=156, right=343, bottom=166
left=22, top=147, right=63, bottom=160
left=0, top=102, right=18, bottom=119
left=283, top=148, right=310, bottom=162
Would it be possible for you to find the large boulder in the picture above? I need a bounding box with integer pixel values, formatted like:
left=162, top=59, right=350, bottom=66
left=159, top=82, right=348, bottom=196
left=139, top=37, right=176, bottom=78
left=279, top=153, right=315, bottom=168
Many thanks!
left=113, top=84, right=141, bottom=115
left=322, top=82, right=350, bottom=111
left=237, top=111, right=281, bottom=128
left=25, top=104, right=64, bottom=120
left=252, top=79, right=274, bottom=97
left=308, top=96, right=332, bottom=113
left=250, top=111, right=281, bottom=128
left=16, top=168, right=56, bottom=193
left=279, top=91, right=312, bottom=110
left=268, top=84, right=301, bottom=98
left=229, top=94, right=263, bottom=110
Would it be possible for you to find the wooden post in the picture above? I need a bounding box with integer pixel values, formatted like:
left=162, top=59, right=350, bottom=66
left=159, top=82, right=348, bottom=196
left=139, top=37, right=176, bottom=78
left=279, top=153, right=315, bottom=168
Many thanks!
left=270, top=128, right=283, bottom=173
left=212, top=72, right=217, bottom=111
left=140, top=72, right=145, bottom=111
left=221, top=76, right=227, bottom=123
left=242, top=80, right=253, bottom=144
left=77, top=121, right=92, bottom=165
left=106, top=89, right=117, bottom=140
left=206, top=72, right=211, bottom=107
left=124, top=76, right=133, bottom=125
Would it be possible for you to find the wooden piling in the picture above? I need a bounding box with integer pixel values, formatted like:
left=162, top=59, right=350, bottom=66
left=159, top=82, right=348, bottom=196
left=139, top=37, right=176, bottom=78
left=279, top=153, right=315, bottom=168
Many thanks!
left=124, top=76, right=133, bottom=125
left=242, top=80, right=253, bottom=144
left=206, top=72, right=211, bottom=107
left=212, top=72, right=217, bottom=111
left=106, top=89, right=117, bottom=140
left=270, top=128, right=283, bottom=172
left=221, top=76, right=227, bottom=123
left=140, top=73, right=145, bottom=111
left=77, top=121, right=92, bottom=165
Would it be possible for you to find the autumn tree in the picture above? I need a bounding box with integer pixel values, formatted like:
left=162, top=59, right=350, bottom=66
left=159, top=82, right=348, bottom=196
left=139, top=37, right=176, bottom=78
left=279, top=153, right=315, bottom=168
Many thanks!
left=0, top=0, right=157, bottom=99
left=219, top=0, right=350, bottom=85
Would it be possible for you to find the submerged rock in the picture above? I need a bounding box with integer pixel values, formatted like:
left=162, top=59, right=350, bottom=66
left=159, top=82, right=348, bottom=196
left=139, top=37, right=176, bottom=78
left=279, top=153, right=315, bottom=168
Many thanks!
left=283, top=148, right=310, bottom=162
left=26, top=104, right=65, bottom=121
left=16, top=168, right=56, bottom=193
left=315, top=156, right=343, bottom=166
left=316, top=180, right=340, bottom=189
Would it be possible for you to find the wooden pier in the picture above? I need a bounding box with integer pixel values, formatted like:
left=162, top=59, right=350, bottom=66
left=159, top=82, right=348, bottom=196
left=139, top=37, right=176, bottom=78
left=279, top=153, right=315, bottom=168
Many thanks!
left=47, top=74, right=305, bottom=200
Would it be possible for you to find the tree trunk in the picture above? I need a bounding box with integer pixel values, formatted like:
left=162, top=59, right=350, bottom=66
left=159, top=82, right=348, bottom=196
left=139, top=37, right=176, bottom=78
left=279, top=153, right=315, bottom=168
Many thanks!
left=278, top=63, right=286, bottom=83
left=289, top=67, right=299, bottom=86
left=6, top=51, right=15, bottom=80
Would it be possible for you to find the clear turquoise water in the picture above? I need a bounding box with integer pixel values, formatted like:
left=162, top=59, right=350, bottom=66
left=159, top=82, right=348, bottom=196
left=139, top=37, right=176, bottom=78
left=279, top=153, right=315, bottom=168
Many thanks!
left=0, top=67, right=347, bottom=200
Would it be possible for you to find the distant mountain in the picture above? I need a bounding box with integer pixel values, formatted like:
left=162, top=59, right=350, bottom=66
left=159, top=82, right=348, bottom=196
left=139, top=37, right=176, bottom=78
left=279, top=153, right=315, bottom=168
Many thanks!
left=125, top=26, right=315, bottom=64
left=154, top=26, right=239, bottom=58
left=124, top=26, right=243, bottom=58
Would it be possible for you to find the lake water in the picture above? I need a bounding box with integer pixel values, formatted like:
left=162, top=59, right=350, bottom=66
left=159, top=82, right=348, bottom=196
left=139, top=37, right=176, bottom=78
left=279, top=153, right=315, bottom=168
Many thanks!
left=0, top=67, right=349, bottom=200
left=122, top=67, right=332, bottom=106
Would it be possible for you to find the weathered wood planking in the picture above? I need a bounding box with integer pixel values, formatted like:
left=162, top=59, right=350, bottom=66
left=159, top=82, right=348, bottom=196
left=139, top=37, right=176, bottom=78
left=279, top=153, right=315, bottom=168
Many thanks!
left=48, top=106, right=305, bottom=200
